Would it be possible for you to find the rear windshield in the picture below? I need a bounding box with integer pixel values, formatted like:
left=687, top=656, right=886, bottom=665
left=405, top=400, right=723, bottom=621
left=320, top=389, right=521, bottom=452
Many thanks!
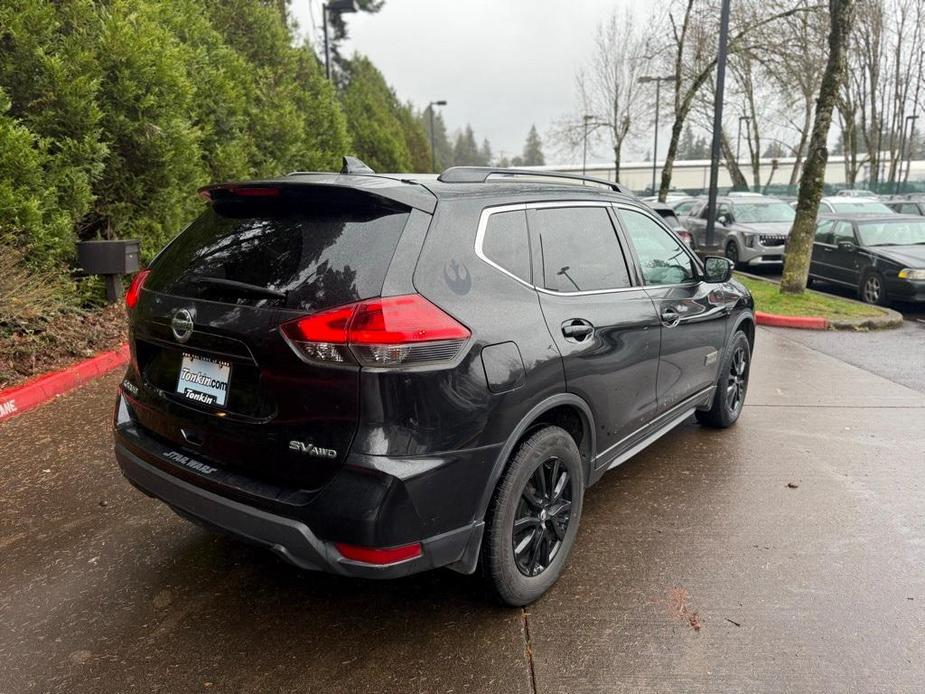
left=146, top=188, right=410, bottom=311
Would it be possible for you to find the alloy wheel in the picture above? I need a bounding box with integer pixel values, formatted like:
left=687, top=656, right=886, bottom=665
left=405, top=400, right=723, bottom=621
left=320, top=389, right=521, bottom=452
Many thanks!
left=726, top=346, right=748, bottom=413
left=863, top=275, right=881, bottom=304
left=512, top=457, right=572, bottom=577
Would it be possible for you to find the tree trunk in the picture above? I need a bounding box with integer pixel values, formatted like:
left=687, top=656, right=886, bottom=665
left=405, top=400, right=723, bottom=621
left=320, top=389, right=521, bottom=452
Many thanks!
left=613, top=140, right=622, bottom=183
left=720, top=130, right=749, bottom=190
left=658, top=118, right=685, bottom=202
left=780, top=0, right=855, bottom=295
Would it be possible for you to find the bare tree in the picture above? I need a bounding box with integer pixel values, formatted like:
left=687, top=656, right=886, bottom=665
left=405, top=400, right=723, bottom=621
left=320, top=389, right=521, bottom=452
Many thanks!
left=781, top=0, right=856, bottom=295
left=552, top=8, right=652, bottom=182
left=656, top=0, right=815, bottom=201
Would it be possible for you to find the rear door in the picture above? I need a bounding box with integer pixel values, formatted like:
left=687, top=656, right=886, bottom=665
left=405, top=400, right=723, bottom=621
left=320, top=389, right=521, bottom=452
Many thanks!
left=529, top=203, right=661, bottom=453
left=129, top=185, right=415, bottom=489
left=616, top=205, right=728, bottom=413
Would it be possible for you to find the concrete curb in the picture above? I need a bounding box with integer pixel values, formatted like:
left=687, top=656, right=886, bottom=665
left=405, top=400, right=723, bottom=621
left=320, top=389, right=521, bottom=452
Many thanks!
left=737, top=272, right=904, bottom=331
left=0, top=344, right=129, bottom=423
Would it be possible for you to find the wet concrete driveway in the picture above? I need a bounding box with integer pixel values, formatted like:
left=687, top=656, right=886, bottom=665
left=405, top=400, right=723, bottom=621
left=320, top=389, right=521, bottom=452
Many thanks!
left=2, top=328, right=924, bottom=693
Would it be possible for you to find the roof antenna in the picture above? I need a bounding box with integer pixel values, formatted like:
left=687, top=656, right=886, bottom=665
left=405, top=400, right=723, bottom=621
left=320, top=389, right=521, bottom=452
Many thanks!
left=341, top=156, right=375, bottom=175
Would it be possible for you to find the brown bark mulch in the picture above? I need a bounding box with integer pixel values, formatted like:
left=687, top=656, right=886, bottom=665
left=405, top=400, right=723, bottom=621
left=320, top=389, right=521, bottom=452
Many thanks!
left=0, top=305, right=128, bottom=390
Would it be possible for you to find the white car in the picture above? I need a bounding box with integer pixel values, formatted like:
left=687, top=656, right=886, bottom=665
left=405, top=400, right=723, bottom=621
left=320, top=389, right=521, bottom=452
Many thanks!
left=790, top=197, right=895, bottom=215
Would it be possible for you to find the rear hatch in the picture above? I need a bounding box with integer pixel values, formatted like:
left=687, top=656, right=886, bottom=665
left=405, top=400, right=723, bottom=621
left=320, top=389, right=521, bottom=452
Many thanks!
left=128, top=184, right=414, bottom=490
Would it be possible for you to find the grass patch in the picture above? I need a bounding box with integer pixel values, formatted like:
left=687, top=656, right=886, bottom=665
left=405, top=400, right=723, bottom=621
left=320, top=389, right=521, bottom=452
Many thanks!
left=735, top=274, right=884, bottom=319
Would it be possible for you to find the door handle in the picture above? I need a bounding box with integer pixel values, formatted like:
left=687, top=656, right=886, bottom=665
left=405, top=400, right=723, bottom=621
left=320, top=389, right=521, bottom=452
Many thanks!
left=561, top=319, right=594, bottom=342
left=660, top=307, right=681, bottom=328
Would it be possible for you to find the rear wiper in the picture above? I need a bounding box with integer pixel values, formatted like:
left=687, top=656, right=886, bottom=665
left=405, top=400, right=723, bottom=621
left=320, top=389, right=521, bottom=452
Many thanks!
left=190, top=275, right=287, bottom=300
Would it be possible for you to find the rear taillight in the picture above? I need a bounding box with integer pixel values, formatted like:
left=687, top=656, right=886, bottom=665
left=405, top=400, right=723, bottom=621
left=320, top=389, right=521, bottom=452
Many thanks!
left=125, top=270, right=150, bottom=309
left=335, top=541, right=422, bottom=565
left=677, top=229, right=694, bottom=248
left=280, top=294, right=470, bottom=367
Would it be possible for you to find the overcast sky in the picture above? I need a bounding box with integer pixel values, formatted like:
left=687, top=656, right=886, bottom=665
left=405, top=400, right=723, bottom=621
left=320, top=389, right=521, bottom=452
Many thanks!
left=289, top=0, right=639, bottom=165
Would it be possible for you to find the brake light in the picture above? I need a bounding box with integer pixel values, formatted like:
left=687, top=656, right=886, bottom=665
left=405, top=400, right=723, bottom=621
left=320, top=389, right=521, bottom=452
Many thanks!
left=227, top=186, right=281, bottom=197
left=335, top=541, right=422, bottom=565
left=677, top=229, right=694, bottom=248
left=280, top=294, right=470, bottom=367
left=125, top=270, right=150, bottom=309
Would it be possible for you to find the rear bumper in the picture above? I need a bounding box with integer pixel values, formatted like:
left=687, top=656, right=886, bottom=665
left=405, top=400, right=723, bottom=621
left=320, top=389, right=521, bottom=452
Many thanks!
left=113, top=393, right=492, bottom=578
left=116, top=441, right=484, bottom=578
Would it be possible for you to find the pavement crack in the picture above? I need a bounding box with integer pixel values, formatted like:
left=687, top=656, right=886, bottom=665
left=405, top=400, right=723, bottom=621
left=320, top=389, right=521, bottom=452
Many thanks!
left=522, top=607, right=538, bottom=694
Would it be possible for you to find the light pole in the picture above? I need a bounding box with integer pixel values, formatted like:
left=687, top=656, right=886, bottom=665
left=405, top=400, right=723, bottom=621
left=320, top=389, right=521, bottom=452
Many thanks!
left=704, top=0, right=732, bottom=251
left=898, top=113, right=919, bottom=194
left=581, top=115, right=594, bottom=176
left=736, top=115, right=750, bottom=164
left=323, top=0, right=357, bottom=81
left=638, top=75, right=676, bottom=197
left=428, top=100, right=447, bottom=173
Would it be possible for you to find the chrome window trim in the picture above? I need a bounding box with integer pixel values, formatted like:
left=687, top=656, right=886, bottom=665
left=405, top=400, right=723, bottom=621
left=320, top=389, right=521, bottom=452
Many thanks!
left=474, top=200, right=644, bottom=297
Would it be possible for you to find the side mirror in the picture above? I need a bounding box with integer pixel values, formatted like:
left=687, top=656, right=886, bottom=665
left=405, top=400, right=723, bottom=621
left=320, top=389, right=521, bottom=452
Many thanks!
left=703, top=256, right=734, bottom=283
left=837, top=240, right=857, bottom=252
left=718, top=213, right=733, bottom=226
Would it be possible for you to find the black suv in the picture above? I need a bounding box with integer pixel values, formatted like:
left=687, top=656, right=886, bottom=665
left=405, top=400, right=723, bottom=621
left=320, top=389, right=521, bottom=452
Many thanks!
left=113, top=161, right=755, bottom=605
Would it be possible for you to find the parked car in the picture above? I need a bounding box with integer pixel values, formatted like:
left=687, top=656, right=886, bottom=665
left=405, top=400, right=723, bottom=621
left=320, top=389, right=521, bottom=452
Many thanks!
left=835, top=189, right=876, bottom=198
left=112, top=161, right=755, bottom=606
left=668, top=196, right=704, bottom=218
left=684, top=195, right=795, bottom=268
left=884, top=198, right=925, bottom=216
left=646, top=201, right=694, bottom=247
left=814, top=197, right=894, bottom=215
left=809, top=214, right=925, bottom=305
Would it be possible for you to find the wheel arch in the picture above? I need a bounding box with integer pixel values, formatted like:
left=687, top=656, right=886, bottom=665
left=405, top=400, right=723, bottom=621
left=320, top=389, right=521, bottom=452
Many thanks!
left=474, top=393, right=597, bottom=524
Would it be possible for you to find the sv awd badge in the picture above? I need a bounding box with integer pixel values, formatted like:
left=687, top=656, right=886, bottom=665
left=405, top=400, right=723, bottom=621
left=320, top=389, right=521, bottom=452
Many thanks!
left=289, top=441, right=338, bottom=459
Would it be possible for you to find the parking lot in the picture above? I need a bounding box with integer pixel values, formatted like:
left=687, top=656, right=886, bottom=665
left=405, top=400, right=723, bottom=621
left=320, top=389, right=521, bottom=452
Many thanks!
left=3, top=327, right=924, bottom=693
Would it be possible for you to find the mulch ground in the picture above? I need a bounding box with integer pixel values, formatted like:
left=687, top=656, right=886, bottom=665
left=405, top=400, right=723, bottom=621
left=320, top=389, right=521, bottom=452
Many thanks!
left=0, top=305, right=128, bottom=390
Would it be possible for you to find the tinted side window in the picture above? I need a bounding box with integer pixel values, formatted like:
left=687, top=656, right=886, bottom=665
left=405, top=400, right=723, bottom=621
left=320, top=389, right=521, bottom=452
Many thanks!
left=900, top=203, right=919, bottom=215
left=534, top=207, right=631, bottom=292
left=815, top=219, right=835, bottom=244
left=620, top=209, right=695, bottom=286
left=833, top=221, right=856, bottom=244
left=482, top=209, right=530, bottom=281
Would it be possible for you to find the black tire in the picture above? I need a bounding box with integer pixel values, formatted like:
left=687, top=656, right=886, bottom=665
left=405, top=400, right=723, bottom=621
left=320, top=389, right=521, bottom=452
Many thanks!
left=805, top=275, right=815, bottom=289
left=482, top=426, right=584, bottom=606
left=859, top=271, right=888, bottom=306
left=696, top=331, right=751, bottom=428
left=725, top=240, right=743, bottom=270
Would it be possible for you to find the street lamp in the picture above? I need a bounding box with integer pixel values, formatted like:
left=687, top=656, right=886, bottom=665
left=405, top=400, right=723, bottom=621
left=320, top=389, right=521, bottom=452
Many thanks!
left=736, top=115, right=751, bottom=164
left=582, top=115, right=594, bottom=177
left=898, top=113, right=919, bottom=194
left=428, top=100, right=447, bottom=173
left=638, top=75, right=676, bottom=197
left=322, top=0, right=357, bottom=81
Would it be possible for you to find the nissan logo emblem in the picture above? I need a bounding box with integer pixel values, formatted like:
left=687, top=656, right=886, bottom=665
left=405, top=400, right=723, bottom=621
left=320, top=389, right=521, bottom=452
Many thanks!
left=171, top=309, right=195, bottom=343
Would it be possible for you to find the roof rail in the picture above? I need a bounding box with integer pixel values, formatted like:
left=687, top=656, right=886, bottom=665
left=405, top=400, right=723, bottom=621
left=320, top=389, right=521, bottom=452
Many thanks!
left=437, top=166, right=631, bottom=194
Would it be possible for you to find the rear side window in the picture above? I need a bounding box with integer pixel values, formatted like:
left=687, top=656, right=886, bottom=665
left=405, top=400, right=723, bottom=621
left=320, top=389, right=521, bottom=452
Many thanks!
left=146, top=188, right=410, bottom=311
left=481, top=209, right=530, bottom=282
left=533, top=207, right=631, bottom=292
left=815, top=219, right=835, bottom=244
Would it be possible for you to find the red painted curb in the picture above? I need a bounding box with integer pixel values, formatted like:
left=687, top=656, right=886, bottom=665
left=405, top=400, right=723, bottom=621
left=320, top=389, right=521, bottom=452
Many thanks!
left=0, top=344, right=129, bottom=423
left=755, top=311, right=829, bottom=330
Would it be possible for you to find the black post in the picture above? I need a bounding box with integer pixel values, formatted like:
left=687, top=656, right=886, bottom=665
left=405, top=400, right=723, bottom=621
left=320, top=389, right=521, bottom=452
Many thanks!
left=430, top=107, right=437, bottom=173
left=652, top=78, right=662, bottom=196
left=582, top=115, right=592, bottom=176
left=704, top=0, right=732, bottom=250
left=323, top=4, right=330, bottom=80
left=904, top=114, right=918, bottom=191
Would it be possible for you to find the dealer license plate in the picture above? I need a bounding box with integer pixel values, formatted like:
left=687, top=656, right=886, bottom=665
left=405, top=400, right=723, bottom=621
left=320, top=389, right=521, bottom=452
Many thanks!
left=175, top=353, right=231, bottom=407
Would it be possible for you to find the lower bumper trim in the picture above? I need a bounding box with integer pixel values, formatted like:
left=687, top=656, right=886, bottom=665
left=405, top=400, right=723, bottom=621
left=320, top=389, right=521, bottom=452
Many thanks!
left=115, top=442, right=482, bottom=578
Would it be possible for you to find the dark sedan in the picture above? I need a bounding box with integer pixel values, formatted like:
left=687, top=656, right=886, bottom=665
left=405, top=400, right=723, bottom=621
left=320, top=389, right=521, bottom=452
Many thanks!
left=809, top=214, right=925, bottom=305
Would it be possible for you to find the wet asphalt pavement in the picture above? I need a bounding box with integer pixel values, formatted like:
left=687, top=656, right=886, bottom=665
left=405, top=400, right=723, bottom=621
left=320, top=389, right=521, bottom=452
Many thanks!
left=2, top=328, right=925, bottom=693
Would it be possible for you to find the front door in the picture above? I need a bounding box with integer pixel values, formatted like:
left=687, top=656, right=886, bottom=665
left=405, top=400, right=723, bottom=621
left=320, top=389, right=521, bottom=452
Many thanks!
left=529, top=203, right=661, bottom=454
left=616, top=206, right=728, bottom=413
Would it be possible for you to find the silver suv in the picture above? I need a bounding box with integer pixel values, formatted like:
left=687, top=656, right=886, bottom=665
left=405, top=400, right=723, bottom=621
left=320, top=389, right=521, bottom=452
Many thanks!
left=680, top=195, right=795, bottom=268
